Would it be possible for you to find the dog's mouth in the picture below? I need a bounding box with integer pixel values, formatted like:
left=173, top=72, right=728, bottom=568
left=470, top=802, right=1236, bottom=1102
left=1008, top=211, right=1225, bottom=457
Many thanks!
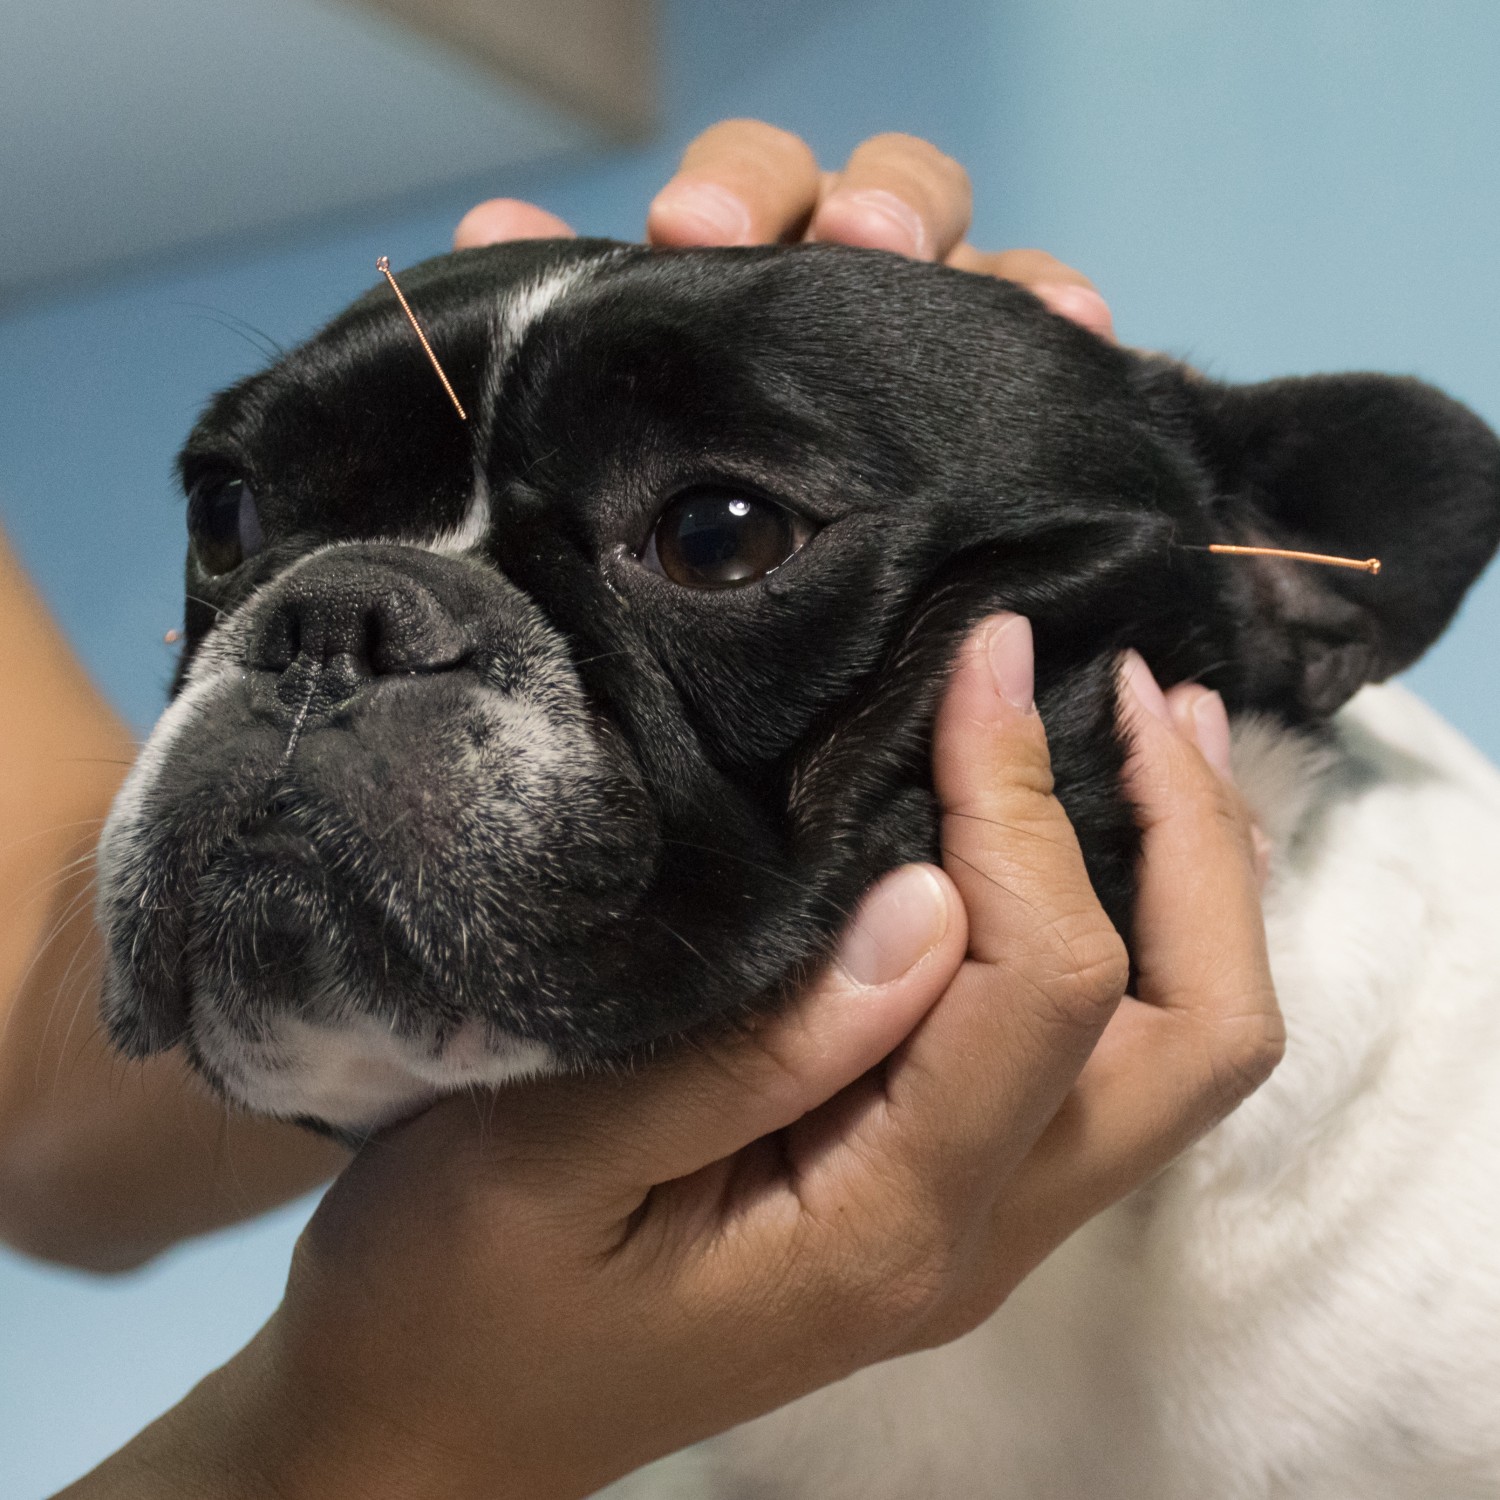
left=233, top=806, right=320, bottom=866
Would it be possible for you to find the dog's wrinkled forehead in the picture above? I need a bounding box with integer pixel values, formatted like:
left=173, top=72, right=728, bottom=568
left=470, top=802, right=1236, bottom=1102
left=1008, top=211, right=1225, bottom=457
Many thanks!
left=180, top=238, right=1110, bottom=576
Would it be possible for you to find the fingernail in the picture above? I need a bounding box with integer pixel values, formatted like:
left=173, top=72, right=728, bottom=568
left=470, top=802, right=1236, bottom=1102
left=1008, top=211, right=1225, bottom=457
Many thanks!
left=1189, top=689, right=1235, bottom=781
left=837, top=865, right=949, bottom=987
left=648, top=181, right=753, bottom=244
left=985, top=613, right=1034, bottom=712
left=1031, top=283, right=1115, bottom=338
left=1251, top=823, right=1273, bottom=889
left=816, top=190, right=928, bottom=257
left=1120, top=650, right=1171, bottom=723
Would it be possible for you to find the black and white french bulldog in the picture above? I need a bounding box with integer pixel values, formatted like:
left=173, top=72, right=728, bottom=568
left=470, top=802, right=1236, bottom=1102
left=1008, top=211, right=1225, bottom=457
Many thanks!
left=98, top=241, right=1500, bottom=1496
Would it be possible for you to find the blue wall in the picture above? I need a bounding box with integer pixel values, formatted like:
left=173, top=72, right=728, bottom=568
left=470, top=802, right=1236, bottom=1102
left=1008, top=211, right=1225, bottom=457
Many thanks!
left=3, top=2, right=1497, bottom=1493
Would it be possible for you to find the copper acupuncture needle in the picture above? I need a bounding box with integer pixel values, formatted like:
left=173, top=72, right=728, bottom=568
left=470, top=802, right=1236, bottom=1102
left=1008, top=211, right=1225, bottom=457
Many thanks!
left=376, top=256, right=468, bottom=422
left=1200, top=543, right=1381, bottom=575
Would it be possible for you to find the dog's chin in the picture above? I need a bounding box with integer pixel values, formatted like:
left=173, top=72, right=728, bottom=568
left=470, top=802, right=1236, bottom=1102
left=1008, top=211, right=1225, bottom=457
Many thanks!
left=188, top=1007, right=559, bottom=1140
left=176, top=846, right=563, bottom=1136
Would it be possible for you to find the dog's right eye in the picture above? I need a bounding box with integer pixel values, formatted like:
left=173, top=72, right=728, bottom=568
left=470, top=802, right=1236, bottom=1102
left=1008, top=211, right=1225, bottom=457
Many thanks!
left=188, top=477, right=263, bottom=576
left=644, top=490, right=811, bottom=589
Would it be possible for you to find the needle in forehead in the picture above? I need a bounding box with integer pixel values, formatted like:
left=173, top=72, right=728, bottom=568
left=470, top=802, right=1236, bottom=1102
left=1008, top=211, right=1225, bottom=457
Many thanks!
left=375, top=256, right=468, bottom=423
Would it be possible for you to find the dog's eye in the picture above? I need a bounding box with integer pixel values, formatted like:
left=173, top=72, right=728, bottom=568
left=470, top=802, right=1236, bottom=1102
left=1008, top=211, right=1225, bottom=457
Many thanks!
left=188, top=477, right=263, bottom=576
left=645, top=492, right=810, bottom=589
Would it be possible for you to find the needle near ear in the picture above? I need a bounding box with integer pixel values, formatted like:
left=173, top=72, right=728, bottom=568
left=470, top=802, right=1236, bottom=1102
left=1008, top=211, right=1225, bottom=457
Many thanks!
left=1184, top=543, right=1382, bottom=576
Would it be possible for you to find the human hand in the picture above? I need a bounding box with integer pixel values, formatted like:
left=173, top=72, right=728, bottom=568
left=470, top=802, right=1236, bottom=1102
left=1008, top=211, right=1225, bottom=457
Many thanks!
left=97, top=618, right=1278, bottom=1500
left=454, top=120, right=1116, bottom=339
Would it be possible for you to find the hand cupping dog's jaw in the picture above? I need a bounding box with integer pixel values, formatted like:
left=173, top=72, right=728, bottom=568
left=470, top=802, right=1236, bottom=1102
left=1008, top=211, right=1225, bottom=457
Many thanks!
left=98, top=239, right=1500, bottom=1137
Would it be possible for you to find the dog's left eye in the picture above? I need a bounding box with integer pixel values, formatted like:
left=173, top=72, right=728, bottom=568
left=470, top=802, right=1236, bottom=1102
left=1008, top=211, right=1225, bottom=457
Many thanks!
left=644, top=491, right=811, bottom=589
left=188, top=476, right=263, bottom=576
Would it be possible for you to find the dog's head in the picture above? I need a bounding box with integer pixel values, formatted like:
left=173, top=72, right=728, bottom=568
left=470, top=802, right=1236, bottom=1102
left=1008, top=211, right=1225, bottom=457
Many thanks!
left=97, top=240, right=1500, bottom=1135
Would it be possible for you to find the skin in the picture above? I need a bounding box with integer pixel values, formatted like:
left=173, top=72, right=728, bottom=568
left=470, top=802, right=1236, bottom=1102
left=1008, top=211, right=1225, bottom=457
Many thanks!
left=0, top=119, right=1279, bottom=1497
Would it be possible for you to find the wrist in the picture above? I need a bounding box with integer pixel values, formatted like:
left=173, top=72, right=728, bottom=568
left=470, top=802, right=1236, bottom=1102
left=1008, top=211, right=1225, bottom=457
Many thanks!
left=53, top=1339, right=285, bottom=1500
left=195, top=1314, right=595, bottom=1500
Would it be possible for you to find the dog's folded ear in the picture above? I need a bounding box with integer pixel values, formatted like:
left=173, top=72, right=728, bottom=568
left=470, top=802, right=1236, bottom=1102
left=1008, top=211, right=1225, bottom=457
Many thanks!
left=1163, top=367, right=1500, bottom=718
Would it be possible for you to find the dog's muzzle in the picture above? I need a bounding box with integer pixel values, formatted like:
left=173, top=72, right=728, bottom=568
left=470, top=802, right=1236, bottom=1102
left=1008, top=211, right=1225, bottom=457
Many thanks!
left=95, top=544, right=659, bottom=1130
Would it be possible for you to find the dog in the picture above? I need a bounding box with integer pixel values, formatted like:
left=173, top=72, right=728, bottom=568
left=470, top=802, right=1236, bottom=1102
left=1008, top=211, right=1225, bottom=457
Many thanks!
left=96, top=240, right=1500, bottom=1496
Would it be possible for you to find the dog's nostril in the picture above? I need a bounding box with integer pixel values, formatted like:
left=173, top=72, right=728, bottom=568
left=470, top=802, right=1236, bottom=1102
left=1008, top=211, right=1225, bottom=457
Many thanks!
left=360, top=606, right=383, bottom=674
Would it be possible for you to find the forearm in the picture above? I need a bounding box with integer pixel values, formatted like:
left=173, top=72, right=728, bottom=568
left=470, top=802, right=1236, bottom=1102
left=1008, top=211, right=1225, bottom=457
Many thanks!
left=0, top=529, right=344, bottom=1268
left=54, top=1323, right=583, bottom=1500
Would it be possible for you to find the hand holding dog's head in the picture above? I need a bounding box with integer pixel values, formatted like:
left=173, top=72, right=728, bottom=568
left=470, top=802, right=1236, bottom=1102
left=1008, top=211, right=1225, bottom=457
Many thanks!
left=96, top=240, right=1500, bottom=1134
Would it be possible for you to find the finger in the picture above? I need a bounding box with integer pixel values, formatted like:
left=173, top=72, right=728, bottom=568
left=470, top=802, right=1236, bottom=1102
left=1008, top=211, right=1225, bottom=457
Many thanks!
left=809, top=133, right=972, bottom=261
left=806, top=616, right=1128, bottom=1219
left=453, top=199, right=576, bottom=250
left=949, top=245, right=1116, bottom=339
left=956, top=660, right=1284, bottom=1302
left=474, top=861, right=968, bottom=1208
left=647, top=120, right=822, bottom=247
left=1118, top=660, right=1276, bottom=1032
left=1054, top=660, right=1280, bottom=1147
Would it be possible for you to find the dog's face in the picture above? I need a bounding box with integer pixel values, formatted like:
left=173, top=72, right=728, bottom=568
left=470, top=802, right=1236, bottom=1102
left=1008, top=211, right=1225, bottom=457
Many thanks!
left=97, top=240, right=1500, bottom=1135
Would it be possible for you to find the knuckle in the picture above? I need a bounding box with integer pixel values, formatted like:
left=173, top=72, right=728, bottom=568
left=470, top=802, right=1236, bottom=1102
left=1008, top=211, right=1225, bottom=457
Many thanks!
left=1184, top=994, right=1286, bottom=1119
left=869, top=135, right=972, bottom=215
left=946, top=721, right=1057, bottom=817
left=804, top=1203, right=963, bottom=1352
left=878, top=1257, right=955, bottom=1334
left=718, top=1007, right=823, bottom=1104
left=854, top=1226, right=959, bottom=1334
left=1044, top=919, right=1131, bottom=1023
left=865, top=131, right=957, bottom=173
left=975, top=895, right=1129, bottom=1035
left=720, top=118, right=818, bottom=172
left=1219, top=1001, right=1287, bottom=1097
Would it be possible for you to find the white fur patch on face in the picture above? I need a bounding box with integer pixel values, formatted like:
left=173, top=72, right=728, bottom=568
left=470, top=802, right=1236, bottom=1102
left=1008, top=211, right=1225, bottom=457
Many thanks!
left=198, top=1009, right=558, bottom=1132
left=475, top=260, right=596, bottom=443
left=425, top=259, right=598, bottom=559
left=427, top=472, right=492, bottom=556
left=497, top=262, right=592, bottom=370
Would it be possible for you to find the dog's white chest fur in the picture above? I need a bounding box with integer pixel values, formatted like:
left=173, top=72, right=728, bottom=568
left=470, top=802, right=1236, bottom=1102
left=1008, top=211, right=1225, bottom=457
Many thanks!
left=607, top=684, right=1500, bottom=1499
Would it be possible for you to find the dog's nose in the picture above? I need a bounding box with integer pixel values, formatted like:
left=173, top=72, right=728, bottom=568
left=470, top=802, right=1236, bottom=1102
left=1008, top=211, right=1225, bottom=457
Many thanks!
left=247, top=550, right=467, bottom=711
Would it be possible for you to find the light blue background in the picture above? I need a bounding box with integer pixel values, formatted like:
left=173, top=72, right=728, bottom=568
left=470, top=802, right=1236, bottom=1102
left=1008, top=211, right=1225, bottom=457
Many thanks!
left=2, top=2, right=1497, bottom=1493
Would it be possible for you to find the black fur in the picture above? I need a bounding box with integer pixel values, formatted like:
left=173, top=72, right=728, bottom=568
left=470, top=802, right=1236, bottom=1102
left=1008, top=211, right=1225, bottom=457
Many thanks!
left=98, top=240, right=1500, bottom=1099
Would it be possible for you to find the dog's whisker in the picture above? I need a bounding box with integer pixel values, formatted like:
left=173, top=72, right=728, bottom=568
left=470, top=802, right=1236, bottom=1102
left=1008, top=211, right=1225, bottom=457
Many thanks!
left=173, top=302, right=285, bottom=362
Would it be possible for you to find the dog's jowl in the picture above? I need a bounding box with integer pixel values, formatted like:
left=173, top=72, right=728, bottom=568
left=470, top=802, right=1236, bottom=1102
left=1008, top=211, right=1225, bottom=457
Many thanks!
left=98, top=241, right=1500, bottom=1496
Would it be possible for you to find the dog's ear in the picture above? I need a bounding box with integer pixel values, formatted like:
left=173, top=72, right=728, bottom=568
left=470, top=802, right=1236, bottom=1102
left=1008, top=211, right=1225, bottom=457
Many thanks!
left=1163, top=368, right=1500, bottom=717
